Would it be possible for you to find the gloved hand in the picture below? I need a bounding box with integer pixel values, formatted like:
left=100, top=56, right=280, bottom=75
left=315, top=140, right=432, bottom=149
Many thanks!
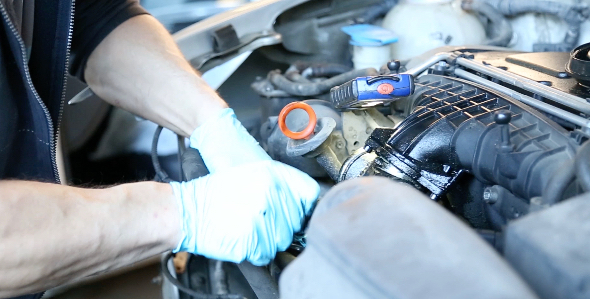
left=189, top=108, right=271, bottom=173
left=170, top=160, right=319, bottom=265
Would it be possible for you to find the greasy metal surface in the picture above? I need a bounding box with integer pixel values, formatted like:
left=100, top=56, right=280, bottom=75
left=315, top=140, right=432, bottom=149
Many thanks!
left=342, top=109, right=395, bottom=154
left=286, top=117, right=345, bottom=181
left=338, top=149, right=377, bottom=182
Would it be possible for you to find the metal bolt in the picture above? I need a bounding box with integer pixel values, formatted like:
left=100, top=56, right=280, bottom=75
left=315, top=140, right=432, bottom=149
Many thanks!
left=336, top=141, right=344, bottom=149
left=483, top=187, right=498, bottom=204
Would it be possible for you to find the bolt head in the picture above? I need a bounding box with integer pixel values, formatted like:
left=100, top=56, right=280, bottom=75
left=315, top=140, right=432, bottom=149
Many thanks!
left=494, top=110, right=512, bottom=125
left=483, top=188, right=498, bottom=204
left=387, top=60, right=401, bottom=72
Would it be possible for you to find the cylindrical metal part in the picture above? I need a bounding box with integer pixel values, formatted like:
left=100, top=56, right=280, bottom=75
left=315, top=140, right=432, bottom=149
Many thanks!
left=405, top=52, right=453, bottom=77
left=314, top=144, right=343, bottom=181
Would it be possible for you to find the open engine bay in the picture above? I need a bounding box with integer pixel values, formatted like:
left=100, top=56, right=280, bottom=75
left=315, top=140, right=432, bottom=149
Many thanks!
left=147, top=0, right=590, bottom=298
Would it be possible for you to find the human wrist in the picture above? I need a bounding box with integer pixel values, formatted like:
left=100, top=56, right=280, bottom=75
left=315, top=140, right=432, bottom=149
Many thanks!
left=183, top=98, right=227, bottom=136
left=188, top=107, right=233, bottom=149
left=169, top=181, right=196, bottom=253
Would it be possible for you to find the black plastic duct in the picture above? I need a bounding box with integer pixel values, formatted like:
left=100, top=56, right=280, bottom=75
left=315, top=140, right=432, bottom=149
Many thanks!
left=365, top=75, right=578, bottom=201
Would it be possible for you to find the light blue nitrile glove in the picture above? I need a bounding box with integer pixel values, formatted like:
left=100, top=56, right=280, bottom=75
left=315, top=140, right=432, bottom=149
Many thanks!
left=170, top=160, right=320, bottom=265
left=189, top=108, right=271, bottom=173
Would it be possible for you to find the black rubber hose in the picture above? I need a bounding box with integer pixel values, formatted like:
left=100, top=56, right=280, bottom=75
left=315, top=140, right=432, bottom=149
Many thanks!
left=152, top=126, right=172, bottom=183
left=462, top=0, right=513, bottom=47
left=177, top=134, right=186, bottom=181
left=301, top=64, right=354, bottom=78
left=542, top=158, right=576, bottom=205
left=268, top=68, right=379, bottom=97
left=285, top=71, right=311, bottom=83
left=289, top=61, right=352, bottom=78
left=161, top=252, right=247, bottom=299
left=576, top=140, right=590, bottom=192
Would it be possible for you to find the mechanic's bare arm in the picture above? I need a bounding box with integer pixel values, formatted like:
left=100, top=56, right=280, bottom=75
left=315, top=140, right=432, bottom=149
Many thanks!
left=0, top=181, right=180, bottom=297
left=84, top=14, right=227, bottom=136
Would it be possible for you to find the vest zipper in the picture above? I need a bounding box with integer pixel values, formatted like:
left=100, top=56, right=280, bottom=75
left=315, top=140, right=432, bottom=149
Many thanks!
left=0, top=1, right=62, bottom=184
left=0, top=1, right=76, bottom=184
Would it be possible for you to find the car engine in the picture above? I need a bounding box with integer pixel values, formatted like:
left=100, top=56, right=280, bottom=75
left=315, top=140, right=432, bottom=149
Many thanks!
left=148, top=1, right=590, bottom=299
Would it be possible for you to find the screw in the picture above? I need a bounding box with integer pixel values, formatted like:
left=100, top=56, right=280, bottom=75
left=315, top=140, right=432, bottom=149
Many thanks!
left=483, top=187, right=498, bottom=204
left=336, top=141, right=344, bottom=149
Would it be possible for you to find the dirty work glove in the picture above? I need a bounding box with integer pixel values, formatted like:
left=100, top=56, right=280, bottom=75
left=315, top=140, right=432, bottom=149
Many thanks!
left=170, top=160, right=320, bottom=266
left=189, top=108, right=271, bottom=173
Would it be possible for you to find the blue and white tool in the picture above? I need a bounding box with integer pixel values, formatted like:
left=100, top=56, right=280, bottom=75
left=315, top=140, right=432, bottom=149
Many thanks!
left=330, top=73, right=414, bottom=109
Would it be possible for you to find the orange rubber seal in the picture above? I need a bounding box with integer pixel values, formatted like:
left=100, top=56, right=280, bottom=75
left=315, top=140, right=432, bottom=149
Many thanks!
left=278, top=102, right=317, bottom=140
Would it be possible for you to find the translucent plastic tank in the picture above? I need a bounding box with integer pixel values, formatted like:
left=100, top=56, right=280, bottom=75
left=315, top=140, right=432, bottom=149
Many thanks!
left=382, top=0, right=486, bottom=60
left=503, top=0, right=590, bottom=51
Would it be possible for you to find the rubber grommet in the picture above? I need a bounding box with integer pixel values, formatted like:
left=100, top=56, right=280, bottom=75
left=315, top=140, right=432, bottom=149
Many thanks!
left=278, top=102, right=317, bottom=140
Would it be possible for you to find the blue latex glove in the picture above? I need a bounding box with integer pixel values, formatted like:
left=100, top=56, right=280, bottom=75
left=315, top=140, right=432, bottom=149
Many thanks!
left=170, top=160, right=319, bottom=265
left=189, top=108, right=271, bottom=173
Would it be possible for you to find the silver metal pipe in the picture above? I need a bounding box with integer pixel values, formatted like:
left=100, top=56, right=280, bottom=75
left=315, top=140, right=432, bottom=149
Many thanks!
left=455, top=58, right=590, bottom=115
left=405, top=52, right=453, bottom=77
left=454, top=69, right=590, bottom=130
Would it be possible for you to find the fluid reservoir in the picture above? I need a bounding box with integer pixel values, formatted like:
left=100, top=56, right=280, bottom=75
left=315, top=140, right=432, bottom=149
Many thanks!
left=501, top=0, right=590, bottom=52
left=341, top=24, right=398, bottom=70
left=382, top=0, right=486, bottom=60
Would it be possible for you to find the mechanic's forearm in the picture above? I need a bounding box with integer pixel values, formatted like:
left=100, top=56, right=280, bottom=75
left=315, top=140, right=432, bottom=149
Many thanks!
left=0, top=181, right=181, bottom=297
left=84, top=14, right=227, bottom=136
